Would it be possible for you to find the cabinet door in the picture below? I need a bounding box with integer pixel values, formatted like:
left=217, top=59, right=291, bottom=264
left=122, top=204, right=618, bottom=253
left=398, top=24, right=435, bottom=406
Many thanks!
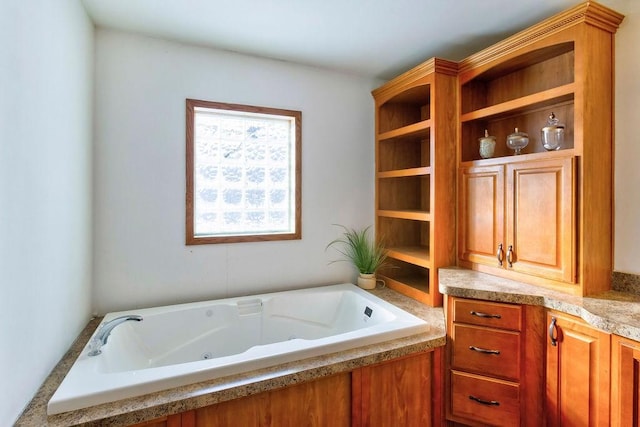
left=194, top=373, right=350, bottom=427
left=353, top=351, right=433, bottom=427
left=458, top=164, right=505, bottom=268
left=611, top=335, right=640, bottom=427
left=546, top=311, right=610, bottom=427
left=506, top=157, right=575, bottom=282
left=128, top=413, right=184, bottom=427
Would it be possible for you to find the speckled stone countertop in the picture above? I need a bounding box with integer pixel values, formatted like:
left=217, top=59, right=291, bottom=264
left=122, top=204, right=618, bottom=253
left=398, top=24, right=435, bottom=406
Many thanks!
left=16, top=286, right=445, bottom=427
left=439, top=267, right=640, bottom=341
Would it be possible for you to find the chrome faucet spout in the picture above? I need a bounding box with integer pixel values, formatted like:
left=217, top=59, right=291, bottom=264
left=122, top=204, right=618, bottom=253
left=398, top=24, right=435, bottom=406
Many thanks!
left=87, top=315, right=143, bottom=356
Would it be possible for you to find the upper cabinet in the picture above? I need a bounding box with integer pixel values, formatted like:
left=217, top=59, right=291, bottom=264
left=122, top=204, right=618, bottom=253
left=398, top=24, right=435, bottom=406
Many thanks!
left=373, top=59, right=457, bottom=306
left=456, top=1, right=624, bottom=296
left=459, top=156, right=575, bottom=283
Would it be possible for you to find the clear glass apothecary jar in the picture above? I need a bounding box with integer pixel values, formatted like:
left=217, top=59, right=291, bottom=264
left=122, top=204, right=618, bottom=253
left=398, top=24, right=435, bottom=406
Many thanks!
left=541, top=112, right=565, bottom=151
left=507, top=128, right=529, bottom=155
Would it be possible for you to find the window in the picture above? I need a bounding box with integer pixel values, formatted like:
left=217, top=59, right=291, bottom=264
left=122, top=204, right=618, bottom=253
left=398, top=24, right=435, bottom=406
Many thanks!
left=186, top=99, right=301, bottom=244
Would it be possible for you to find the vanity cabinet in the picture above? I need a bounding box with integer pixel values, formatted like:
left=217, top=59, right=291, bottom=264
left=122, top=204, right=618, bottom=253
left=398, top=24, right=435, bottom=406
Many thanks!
left=456, top=2, right=623, bottom=296
left=372, top=58, right=457, bottom=306
left=445, top=296, right=544, bottom=426
left=611, top=335, right=640, bottom=426
left=459, top=156, right=575, bottom=284
left=545, top=310, right=611, bottom=427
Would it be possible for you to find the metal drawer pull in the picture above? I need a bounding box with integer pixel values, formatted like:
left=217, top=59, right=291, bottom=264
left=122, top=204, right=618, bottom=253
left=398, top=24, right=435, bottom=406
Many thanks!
left=469, top=345, right=501, bottom=355
left=506, top=244, right=514, bottom=267
left=469, top=395, right=500, bottom=406
left=496, top=243, right=504, bottom=266
left=470, top=311, right=502, bottom=319
left=549, top=316, right=558, bottom=346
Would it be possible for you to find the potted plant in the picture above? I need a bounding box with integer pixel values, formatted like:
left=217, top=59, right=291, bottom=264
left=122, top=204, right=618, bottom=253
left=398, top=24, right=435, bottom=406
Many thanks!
left=326, top=225, right=389, bottom=290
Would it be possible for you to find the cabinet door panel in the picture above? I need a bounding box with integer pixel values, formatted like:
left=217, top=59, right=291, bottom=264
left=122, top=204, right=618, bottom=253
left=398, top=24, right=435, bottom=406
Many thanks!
left=195, top=373, right=350, bottom=427
left=611, top=335, right=640, bottom=427
left=458, top=164, right=505, bottom=267
left=545, top=311, right=610, bottom=427
left=506, top=157, right=575, bottom=282
left=356, top=352, right=432, bottom=427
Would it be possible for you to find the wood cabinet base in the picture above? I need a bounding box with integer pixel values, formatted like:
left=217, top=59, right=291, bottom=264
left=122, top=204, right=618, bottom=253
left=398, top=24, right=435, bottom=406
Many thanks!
left=129, top=350, right=437, bottom=427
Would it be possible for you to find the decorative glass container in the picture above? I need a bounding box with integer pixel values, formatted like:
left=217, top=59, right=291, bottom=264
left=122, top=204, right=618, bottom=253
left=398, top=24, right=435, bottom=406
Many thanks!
left=506, top=128, right=529, bottom=155
left=479, top=129, right=496, bottom=159
left=541, top=112, right=565, bottom=151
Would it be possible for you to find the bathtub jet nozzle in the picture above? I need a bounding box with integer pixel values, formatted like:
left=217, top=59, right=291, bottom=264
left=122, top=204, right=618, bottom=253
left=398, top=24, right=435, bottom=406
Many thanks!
left=87, top=315, right=143, bottom=356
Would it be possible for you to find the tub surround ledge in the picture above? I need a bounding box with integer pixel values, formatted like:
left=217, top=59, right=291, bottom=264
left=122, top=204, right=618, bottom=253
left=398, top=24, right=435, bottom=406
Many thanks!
left=16, top=286, right=444, bottom=427
left=440, top=267, right=640, bottom=341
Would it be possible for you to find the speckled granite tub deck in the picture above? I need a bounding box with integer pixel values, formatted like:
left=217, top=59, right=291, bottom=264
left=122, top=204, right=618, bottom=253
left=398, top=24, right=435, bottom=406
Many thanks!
left=16, top=287, right=445, bottom=427
left=439, top=267, right=640, bottom=341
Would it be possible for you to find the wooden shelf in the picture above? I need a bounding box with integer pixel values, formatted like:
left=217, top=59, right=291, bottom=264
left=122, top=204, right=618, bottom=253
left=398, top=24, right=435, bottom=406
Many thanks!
left=380, top=275, right=430, bottom=304
left=377, top=209, right=430, bottom=221
left=378, top=167, right=431, bottom=178
left=378, top=120, right=431, bottom=141
left=387, top=245, right=431, bottom=268
left=461, top=83, right=575, bottom=122
left=374, top=57, right=456, bottom=307
left=459, top=148, right=576, bottom=167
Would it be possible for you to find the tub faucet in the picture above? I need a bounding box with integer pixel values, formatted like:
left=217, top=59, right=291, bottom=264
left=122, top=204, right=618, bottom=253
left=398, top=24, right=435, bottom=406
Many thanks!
left=87, top=315, right=143, bottom=356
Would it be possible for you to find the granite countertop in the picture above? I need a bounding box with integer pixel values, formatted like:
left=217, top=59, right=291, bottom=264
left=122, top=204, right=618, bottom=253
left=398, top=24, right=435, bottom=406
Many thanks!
left=439, top=267, right=640, bottom=341
left=16, top=287, right=445, bottom=427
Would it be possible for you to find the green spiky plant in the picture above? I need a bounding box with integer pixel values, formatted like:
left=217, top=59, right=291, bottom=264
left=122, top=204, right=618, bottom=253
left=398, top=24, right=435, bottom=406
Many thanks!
left=326, top=225, right=388, bottom=274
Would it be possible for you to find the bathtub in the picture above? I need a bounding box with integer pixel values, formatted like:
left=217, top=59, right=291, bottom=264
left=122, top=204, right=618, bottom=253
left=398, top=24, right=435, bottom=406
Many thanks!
left=48, top=283, right=428, bottom=415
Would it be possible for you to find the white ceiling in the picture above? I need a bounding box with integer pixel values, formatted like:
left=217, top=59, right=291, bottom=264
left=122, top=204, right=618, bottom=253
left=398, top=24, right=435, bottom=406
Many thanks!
left=80, top=0, right=623, bottom=80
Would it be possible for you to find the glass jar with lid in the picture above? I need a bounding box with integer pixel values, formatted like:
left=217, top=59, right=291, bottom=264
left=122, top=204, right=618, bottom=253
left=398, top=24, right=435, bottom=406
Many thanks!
left=541, top=112, right=565, bottom=151
left=479, top=129, right=496, bottom=159
left=506, top=128, right=529, bottom=155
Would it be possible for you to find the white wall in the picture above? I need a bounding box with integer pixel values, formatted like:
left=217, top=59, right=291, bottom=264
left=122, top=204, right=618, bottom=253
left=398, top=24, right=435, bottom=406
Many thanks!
left=0, top=0, right=94, bottom=424
left=613, top=0, right=640, bottom=274
left=92, top=29, right=379, bottom=314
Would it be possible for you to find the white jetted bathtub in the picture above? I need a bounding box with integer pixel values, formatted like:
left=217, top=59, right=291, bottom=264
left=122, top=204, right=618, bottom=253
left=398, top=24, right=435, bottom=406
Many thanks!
left=48, top=283, right=427, bottom=415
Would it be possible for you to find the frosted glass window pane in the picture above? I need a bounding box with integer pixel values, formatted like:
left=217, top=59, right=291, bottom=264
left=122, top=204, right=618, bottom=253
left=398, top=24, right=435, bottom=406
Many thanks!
left=191, top=105, right=298, bottom=239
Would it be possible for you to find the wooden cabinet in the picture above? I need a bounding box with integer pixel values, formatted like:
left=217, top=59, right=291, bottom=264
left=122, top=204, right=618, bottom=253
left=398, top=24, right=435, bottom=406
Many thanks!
left=456, top=2, right=623, bottom=296
left=372, top=58, right=457, bottom=306
left=194, top=373, right=351, bottom=427
left=545, top=310, right=611, bottom=427
left=446, top=296, right=544, bottom=426
left=611, top=335, right=640, bottom=427
left=129, top=413, right=188, bottom=427
left=129, top=350, right=436, bottom=427
left=353, top=350, right=435, bottom=427
left=459, top=155, right=575, bottom=284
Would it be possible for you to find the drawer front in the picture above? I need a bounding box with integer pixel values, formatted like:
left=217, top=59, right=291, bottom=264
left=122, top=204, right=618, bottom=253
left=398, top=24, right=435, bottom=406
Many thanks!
left=451, top=370, right=520, bottom=427
left=452, top=324, right=521, bottom=381
left=453, top=298, right=522, bottom=331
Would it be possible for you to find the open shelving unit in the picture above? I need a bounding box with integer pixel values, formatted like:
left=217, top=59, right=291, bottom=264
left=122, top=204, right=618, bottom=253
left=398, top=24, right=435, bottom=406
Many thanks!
left=372, top=58, right=457, bottom=306
left=459, top=42, right=576, bottom=163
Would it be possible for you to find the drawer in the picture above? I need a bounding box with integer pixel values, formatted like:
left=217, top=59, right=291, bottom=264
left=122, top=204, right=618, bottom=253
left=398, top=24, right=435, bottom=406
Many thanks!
left=451, top=370, right=520, bottom=427
left=452, top=324, right=521, bottom=381
left=452, top=298, right=522, bottom=331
